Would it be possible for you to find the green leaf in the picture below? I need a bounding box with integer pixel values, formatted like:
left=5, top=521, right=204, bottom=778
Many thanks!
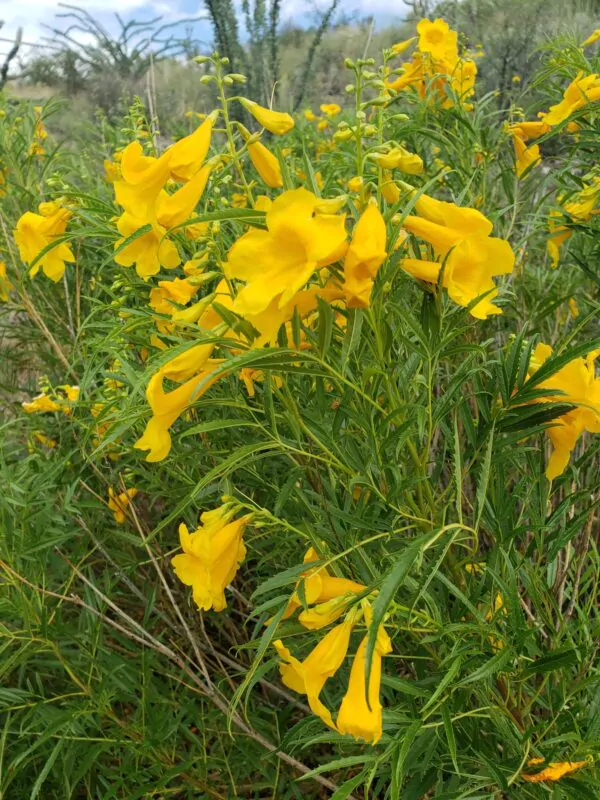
left=298, top=755, right=376, bottom=780
left=441, top=704, right=458, bottom=774
left=459, top=647, right=514, bottom=685
left=365, top=530, right=445, bottom=697
left=421, top=655, right=462, bottom=718
left=520, top=647, right=579, bottom=677
left=391, top=721, right=421, bottom=799
left=317, top=297, right=334, bottom=357
left=228, top=604, right=286, bottom=725
left=330, top=770, right=369, bottom=799
left=475, top=425, right=494, bottom=530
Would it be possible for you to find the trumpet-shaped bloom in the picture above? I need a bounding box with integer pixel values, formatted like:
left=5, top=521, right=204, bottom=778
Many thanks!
left=115, top=164, right=211, bottom=280
left=239, top=98, right=294, bottom=135
left=386, top=56, right=426, bottom=94
left=114, top=140, right=211, bottom=278
left=542, top=71, right=600, bottom=126
left=274, top=616, right=355, bottom=729
left=108, top=487, right=138, bottom=524
left=508, top=120, right=550, bottom=141
left=371, top=146, right=423, bottom=174
left=512, top=135, right=541, bottom=178
left=547, top=177, right=600, bottom=266
left=298, top=594, right=361, bottom=630
left=114, top=213, right=180, bottom=279
left=59, top=384, right=80, bottom=408
left=447, top=58, right=477, bottom=109
left=582, top=29, right=600, bottom=48
left=522, top=759, right=588, bottom=783
left=402, top=233, right=514, bottom=318
left=14, top=203, right=75, bottom=282
left=247, top=140, right=283, bottom=188
left=22, top=385, right=76, bottom=416
left=279, top=546, right=366, bottom=626
left=403, top=215, right=464, bottom=253
left=22, top=393, right=62, bottom=413
left=320, top=103, right=341, bottom=117
left=387, top=20, right=475, bottom=110
left=116, top=141, right=172, bottom=216
left=417, top=18, right=458, bottom=64
left=527, top=343, right=600, bottom=479
left=225, top=188, right=347, bottom=322
left=134, top=348, right=222, bottom=461
left=167, top=112, right=216, bottom=181
left=239, top=367, right=283, bottom=397
left=155, top=165, right=212, bottom=229
left=412, top=192, right=493, bottom=238
left=172, top=506, right=250, bottom=612
left=31, top=432, right=57, bottom=449
left=380, top=171, right=400, bottom=205
left=402, top=197, right=514, bottom=318
left=336, top=626, right=392, bottom=744
left=149, top=277, right=199, bottom=315
left=343, top=204, right=387, bottom=308
left=157, top=343, right=216, bottom=382
left=391, top=37, right=416, bottom=55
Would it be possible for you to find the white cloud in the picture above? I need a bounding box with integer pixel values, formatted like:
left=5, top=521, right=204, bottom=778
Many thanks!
left=0, top=0, right=406, bottom=62
left=0, top=0, right=165, bottom=57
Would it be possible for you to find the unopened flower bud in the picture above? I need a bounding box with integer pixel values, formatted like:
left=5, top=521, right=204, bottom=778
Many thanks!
left=364, top=96, right=388, bottom=107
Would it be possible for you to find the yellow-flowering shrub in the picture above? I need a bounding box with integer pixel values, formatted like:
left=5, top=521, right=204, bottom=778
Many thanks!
left=1, top=16, right=600, bottom=798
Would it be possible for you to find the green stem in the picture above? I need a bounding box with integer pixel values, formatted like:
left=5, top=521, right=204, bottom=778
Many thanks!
left=215, top=61, right=254, bottom=205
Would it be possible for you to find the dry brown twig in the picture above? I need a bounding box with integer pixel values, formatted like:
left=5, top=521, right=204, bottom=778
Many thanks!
left=3, top=554, right=348, bottom=796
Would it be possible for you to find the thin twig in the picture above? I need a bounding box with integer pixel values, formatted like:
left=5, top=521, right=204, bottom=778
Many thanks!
left=51, top=553, right=348, bottom=795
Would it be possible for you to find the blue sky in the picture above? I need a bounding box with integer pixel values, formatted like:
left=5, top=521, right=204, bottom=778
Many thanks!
left=0, top=0, right=408, bottom=60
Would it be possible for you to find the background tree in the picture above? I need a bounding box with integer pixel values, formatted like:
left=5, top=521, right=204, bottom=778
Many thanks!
left=0, top=22, right=22, bottom=91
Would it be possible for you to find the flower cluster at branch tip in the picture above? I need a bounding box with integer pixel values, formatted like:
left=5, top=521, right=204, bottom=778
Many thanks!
left=111, top=115, right=216, bottom=279
left=273, top=546, right=391, bottom=743
left=108, top=487, right=138, bottom=524
left=14, top=200, right=75, bottom=282
left=547, top=176, right=600, bottom=267
left=387, top=18, right=477, bottom=110
left=508, top=71, right=600, bottom=179
left=400, top=190, right=515, bottom=318
left=22, top=384, right=79, bottom=415
left=172, top=503, right=251, bottom=612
